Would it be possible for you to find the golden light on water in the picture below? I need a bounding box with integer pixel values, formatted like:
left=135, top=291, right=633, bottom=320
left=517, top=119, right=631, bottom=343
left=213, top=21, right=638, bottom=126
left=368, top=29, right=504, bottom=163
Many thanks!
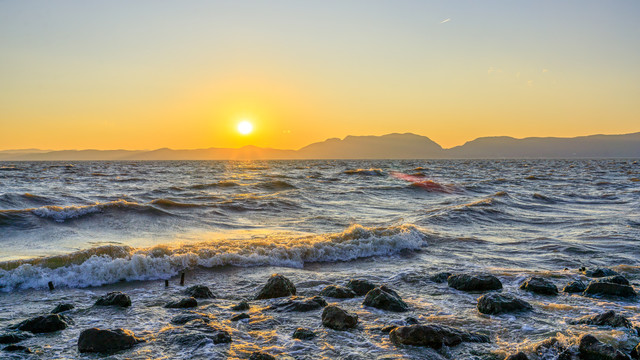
left=237, top=120, right=254, bottom=135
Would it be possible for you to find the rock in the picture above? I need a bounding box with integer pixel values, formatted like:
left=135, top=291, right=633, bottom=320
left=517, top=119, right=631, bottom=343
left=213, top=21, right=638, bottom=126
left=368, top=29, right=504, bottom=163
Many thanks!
left=578, top=334, right=630, bottom=360
left=382, top=325, right=398, bottom=333
left=165, top=297, right=198, bottom=309
left=230, top=313, right=250, bottom=321
left=321, top=305, right=358, bottom=330
left=255, top=274, right=296, bottom=300
left=448, top=274, right=502, bottom=292
left=210, top=330, right=232, bottom=344
left=519, top=277, right=558, bottom=295
left=170, top=330, right=231, bottom=348
left=16, top=314, right=71, bottom=333
left=95, top=291, right=131, bottom=307
left=570, top=310, right=632, bottom=328
left=0, top=332, right=32, bottom=344
left=292, top=328, right=315, bottom=340
left=389, top=324, right=489, bottom=349
left=232, top=300, right=250, bottom=311
left=563, top=280, right=587, bottom=293
left=320, top=285, right=356, bottom=298
left=51, top=303, right=74, bottom=314
left=363, top=286, right=409, bottom=312
left=273, top=296, right=327, bottom=312
left=170, top=313, right=211, bottom=325
left=477, top=293, right=532, bottom=315
left=583, top=282, right=637, bottom=298
left=77, top=328, right=142, bottom=353
left=404, top=316, right=419, bottom=325
left=505, top=352, right=529, bottom=360
left=595, top=275, right=631, bottom=286
left=533, top=337, right=570, bottom=360
left=585, top=268, right=619, bottom=278
left=185, top=285, right=215, bottom=299
left=346, top=279, right=377, bottom=296
left=3, top=345, right=32, bottom=353
left=250, top=352, right=276, bottom=360
left=430, top=272, right=452, bottom=283
left=631, top=342, right=639, bottom=359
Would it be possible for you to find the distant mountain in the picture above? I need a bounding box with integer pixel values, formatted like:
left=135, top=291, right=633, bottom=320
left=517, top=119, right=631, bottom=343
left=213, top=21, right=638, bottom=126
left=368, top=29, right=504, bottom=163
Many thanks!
left=0, top=132, right=638, bottom=160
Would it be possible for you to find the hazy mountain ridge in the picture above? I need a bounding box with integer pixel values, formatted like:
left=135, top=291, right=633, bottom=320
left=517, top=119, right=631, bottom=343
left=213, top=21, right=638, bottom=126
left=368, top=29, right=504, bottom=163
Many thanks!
left=1, top=132, right=639, bottom=160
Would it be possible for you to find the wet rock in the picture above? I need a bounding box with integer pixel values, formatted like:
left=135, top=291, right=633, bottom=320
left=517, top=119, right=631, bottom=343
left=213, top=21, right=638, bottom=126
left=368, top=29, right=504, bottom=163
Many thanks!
left=170, top=313, right=211, bottom=325
left=448, top=274, right=503, bottom=292
left=595, top=275, right=631, bottom=286
left=77, top=328, right=142, bottom=354
left=255, top=274, right=296, bottom=300
left=477, top=293, right=532, bottom=315
left=631, top=342, right=639, bottom=359
left=563, top=280, right=587, bottom=293
left=95, top=291, right=131, bottom=307
left=505, top=352, right=529, bottom=360
left=232, top=300, right=250, bottom=311
left=389, top=324, right=489, bottom=349
left=519, top=277, right=558, bottom=295
left=382, top=325, right=398, bottom=333
left=16, top=314, right=71, bottom=333
left=533, top=337, right=570, bottom=360
left=0, top=332, right=32, bottom=344
left=584, top=268, right=619, bottom=278
left=185, top=285, right=215, bottom=299
left=273, top=296, right=327, bottom=312
left=250, top=351, right=276, bottom=360
left=292, top=328, right=315, bottom=340
left=404, top=316, right=419, bottom=325
left=51, top=303, right=74, bottom=314
left=578, top=334, right=630, bottom=360
left=583, top=281, right=637, bottom=298
left=165, top=297, right=198, bottom=309
left=430, top=272, right=452, bottom=283
left=346, top=279, right=377, bottom=296
left=363, top=286, right=409, bottom=312
left=230, top=313, right=250, bottom=321
left=170, top=330, right=231, bottom=347
left=320, top=285, right=356, bottom=298
left=322, top=305, right=358, bottom=330
left=3, top=345, right=32, bottom=353
left=570, top=310, right=632, bottom=328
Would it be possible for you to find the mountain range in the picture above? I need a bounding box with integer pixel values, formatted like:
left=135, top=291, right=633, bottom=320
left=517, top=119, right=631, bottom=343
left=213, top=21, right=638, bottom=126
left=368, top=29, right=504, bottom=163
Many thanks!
left=1, top=132, right=639, bottom=160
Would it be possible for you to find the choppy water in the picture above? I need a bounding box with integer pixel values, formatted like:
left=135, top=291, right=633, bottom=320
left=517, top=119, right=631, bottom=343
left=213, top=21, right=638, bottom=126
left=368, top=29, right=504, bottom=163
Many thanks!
left=0, top=160, right=639, bottom=359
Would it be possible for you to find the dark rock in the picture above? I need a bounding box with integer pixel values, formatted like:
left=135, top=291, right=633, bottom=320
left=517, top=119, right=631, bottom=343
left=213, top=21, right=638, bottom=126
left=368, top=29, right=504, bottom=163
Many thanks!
left=519, top=277, right=558, bottom=295
left=448, top=274, right=502, bottom=292
left=389, top=324, right=489, bottom=349
left=430, top=272, right=452, bottom=283
left=584, top=282, right=637, bottom=298
left=170, top=313, right=211, bottom=325
left=77, top=328, right=142, bottom=354
left=250, top=351, right=276, bottom=360
left=363, top=286, right=409, bottom=312
left=631, top=342, right=639, bottom=359
left=320, top=285, right=356, bottom=298
left=382, top=325, right=398, bottom=333
left=292, top=327, right=315, bottom=340
left=570, top=310, right=632, bottom=328
left=585, top=268, right=619, bottom=278
left=232, top=300, right=250, bottom=311
left=404, top=316, right=419, bottom=325
left=578, top=334, right=630, bottom=360
left=0, top=332, right=31, bottom=344
left=595, top=275, right=631, bottom=286
left=3, top=345, right=32, bottom=353
left=563, top=280, right=587, bottom=293
left=273, top=296, right=327, bottom=312
left=321, top=305, right=358, bottom=330
left=95, top=292, right=131, bottom=307
left=230, top=313, right=250, bottom=322
left=210, top=330, right=232, bottom=344
left=346, top=279, right=377, bottom=296
left=165, top=297, right=198, bottom=309
left=51, top=303, right=74, bottom=314
left=255, top=274, right=296, bottom=300
left=477, top=293, right=532, bottom=315
left=185, top=285, right=215, bottom=299
left=16, top=314, right=71, bottom=333
left=533, top=337, right=568, bottom=359
left=505, top=352, right=529, bottom=360
left=170, top=330, right=231, bottom=347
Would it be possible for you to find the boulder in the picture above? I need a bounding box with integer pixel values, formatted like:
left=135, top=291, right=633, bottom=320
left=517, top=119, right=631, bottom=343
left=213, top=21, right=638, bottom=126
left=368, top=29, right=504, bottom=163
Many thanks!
left=505, top=352, right=529, bottom=360
left=185, top=285, right=215, bottom=299
left=3, top=345, right=32, bottom=353
left=255, top=274, right=296, bottom=300
left=347, top=279, right=377, bottom=296
left=595, top=275, right=631, bottom=286
left=448, top=274, right=502, bottom=292
left=430, top=272, right=452, bottom=283
left=389, top=324, right=489, bottom=349
left=363, top=286, right=408, bottom=312
left=584, top=282, right=637, bottom=298
left=273, top=296, right=327, bottom=312
left=320, top=285, right=356, bottom=298
left=382, top=325, right=398, bottom=333
left=533, top=337, right=570, bottom=360
left=77, top=328, right=142, bottom=354
left=51, top=303, right=74, bottom=314
left=250, top=352, right=276, bottom=360
left=585, top=268, right=619, bottom=278
left=519, top=277, right=558, bottom=295
left=0, top=332, right=32, bottom=344
left=569, top=310, right=632, bottom=328
left=321, top=305, right=358, bottom=330
left=16, top=314, right=71, bottom=333
left=230, top=313, right=250, bottom=321
left=477, top=293, right=532, bottom=315
left=292, top=328, right=315, bottom=340
left=170, top=313, right=211, bottom=325
left=578, top=334, right=630, bottom=360
left=165, top=297, right=198, bottom=309
left=232, top=300, right=250, bottom=311
left=95, top=292, right=131, bottom=307
left=563, top=280, right=587, bottom=293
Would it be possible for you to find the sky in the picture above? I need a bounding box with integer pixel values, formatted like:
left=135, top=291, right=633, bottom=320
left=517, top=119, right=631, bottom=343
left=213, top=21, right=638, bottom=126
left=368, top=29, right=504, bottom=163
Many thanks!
left=1, top=1, right=639, bottom=150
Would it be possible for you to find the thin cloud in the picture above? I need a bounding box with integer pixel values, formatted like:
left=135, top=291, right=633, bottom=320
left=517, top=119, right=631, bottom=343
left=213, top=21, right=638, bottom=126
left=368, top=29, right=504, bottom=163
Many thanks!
left=440, top=18, right=451, bottom=24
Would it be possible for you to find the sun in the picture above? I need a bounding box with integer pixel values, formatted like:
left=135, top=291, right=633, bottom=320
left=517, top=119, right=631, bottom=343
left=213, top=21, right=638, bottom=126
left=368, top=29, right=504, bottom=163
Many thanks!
left=237, top=120, right=253, bottom=135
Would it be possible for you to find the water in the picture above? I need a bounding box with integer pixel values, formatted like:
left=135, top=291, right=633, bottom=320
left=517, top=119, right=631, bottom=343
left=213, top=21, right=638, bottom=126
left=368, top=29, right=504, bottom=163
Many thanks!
left=0, top=160, right=639, bottom=359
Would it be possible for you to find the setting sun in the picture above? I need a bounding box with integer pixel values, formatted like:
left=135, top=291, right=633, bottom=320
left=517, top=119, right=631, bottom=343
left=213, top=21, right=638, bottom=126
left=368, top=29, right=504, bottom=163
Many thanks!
left=237, top=120, right=254, bottom=135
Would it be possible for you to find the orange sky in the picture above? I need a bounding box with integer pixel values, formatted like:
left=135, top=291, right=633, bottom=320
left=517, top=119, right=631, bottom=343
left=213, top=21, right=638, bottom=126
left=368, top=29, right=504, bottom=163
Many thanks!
left=1, top=1, right=639, bottom=150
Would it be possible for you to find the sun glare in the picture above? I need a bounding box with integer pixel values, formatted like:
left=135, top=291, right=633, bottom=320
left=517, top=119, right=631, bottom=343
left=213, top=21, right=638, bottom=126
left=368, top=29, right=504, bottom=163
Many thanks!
left=237, top=120, right=253, bottom=135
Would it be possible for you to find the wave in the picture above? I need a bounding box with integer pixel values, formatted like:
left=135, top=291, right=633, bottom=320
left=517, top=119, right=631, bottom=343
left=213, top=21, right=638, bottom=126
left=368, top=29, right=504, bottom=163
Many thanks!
left=256, top=180, right=297, bottom=191
left=0, top=192, right=55, bottom=209
left=150, top=199, right=203, bottom=209
left=0, top=224, right=429, bottom=291
left=344, top=168, right=385, bottom=176
left=190, top=181, right=240, bottom=190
